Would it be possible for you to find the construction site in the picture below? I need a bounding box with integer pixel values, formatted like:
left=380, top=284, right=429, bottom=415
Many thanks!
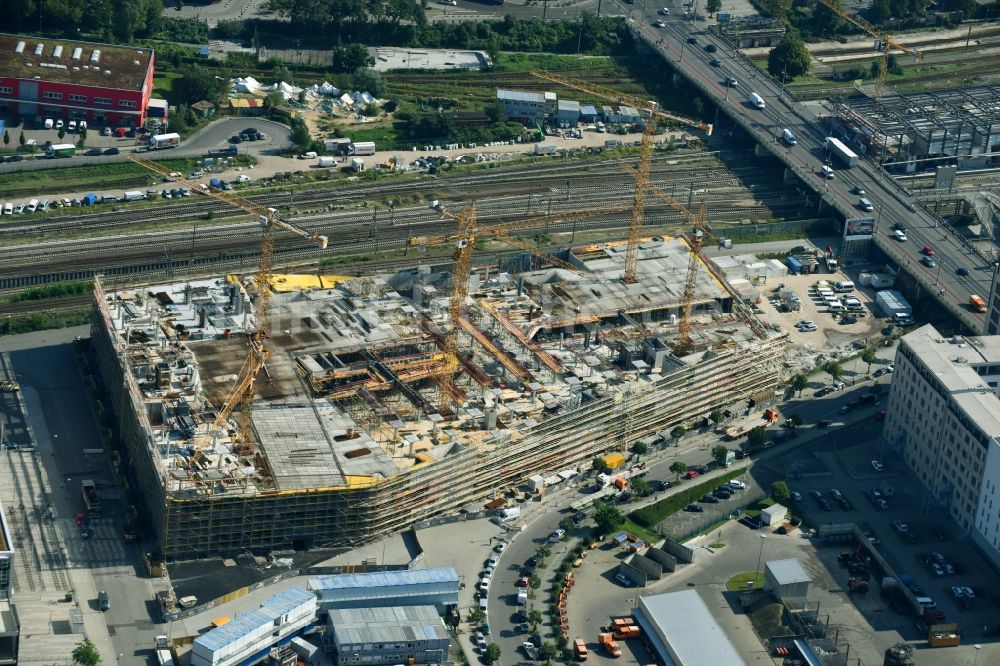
left=89, top=73, right=787, bottom=561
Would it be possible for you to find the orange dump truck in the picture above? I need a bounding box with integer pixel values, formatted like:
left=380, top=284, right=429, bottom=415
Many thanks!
left=598, top=633, right=621, bottom=657
left=970, top=295, right=987, bottom=313
left=613, top=625, right=641, bottom=640
left=573, top=638, right=588, bottom=661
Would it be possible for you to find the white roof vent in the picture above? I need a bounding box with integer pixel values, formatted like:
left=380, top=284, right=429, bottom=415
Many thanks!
left=90, top=49, right=101, bottom=63
left=53, top=45, right=63, bottom=58
left=104, top=69, right=111, bottom=75
left=72, top=66, right=79, bottom=71
left=34, top=43, right=44, bottom=56
left=82, top=65, right=89, bottom=70
left=14, top=41, right=25, bottom=54
left=133, top=59, right=140, bottom=65
left=71, top=47, right=82, bottom=60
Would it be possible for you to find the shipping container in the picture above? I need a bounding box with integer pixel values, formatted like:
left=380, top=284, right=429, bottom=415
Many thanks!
left=149, top=133, right=180, bottom=150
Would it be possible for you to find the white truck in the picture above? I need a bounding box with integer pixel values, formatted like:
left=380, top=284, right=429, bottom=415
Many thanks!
left=148, top=133, right=180, bottom=150
left=318, top=156, right=337, bottom=168
left=123, top=190, right=145, bottom=201
left=499, top=506, right=521, bottom=522
left=748, top=92, right=765, bottom=109
left=349, top=141, right=376, bottom=156
left=824, top=137, right=859, bottom=167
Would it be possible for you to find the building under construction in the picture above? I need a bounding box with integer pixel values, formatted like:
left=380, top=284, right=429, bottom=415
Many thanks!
left=92, top=235, right=787, bottom=559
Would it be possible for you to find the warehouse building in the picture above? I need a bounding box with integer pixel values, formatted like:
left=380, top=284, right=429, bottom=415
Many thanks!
left=307, top=568, right=459, bottom=613
left=326, top=605, right=449, bottom=666
left=555, top=100, right=580, bottom=127
left=0, top=500, right=18, bottom=665
left=91, top=235, right=785, bottom=559
left=496, top=89, right=553, bottom=124
left=0, top=33, right=158, bottom=127
left=633, top=590, right=746, bottom=666
left=190, top=587, right=317, bottom=666
left=884, top=324, right=1000, bottom=568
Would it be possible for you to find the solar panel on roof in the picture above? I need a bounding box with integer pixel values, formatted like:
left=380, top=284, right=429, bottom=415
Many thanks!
left=71, top=47, right=81, bottom=60
left=53, top=45, right=62, bottom=58
left=34, top=43, right=44, bottom=56
left=14, top=41, right=25, bottom=54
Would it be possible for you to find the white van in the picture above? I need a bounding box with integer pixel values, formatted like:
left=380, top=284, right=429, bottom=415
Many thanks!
left=782, top=128, right=797, bottom=145
left=748, top=92, right=765, bottom=109
left=916, top=596, right=936, bottom=608
left=858, top=197, right=874, bottom=212
left=2, top=203, right=11, bottom=215
left=299, top=151, right=318, bottom=160
left=829, top=303, right=846, bottom=313
left=27, top=199, right=39, bottom=213
left=834, top=281, right=854, bottom=293
left=44, top=118, right=54, bottom=129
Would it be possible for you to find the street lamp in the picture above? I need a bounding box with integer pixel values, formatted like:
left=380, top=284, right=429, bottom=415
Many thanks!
left=754, top=533, right=768, bottom=578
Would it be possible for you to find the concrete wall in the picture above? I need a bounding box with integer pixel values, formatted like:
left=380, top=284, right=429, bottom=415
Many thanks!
left=659, top=538, right=695, bottom=564
left=627, top=554, right=664, bottom=581
left=617, top=562, right=648, bottom=587
left=645, top=548, right=677, bottom=573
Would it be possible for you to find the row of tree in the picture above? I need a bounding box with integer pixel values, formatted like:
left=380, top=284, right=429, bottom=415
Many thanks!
left=5, top=0, right=165, bottom=42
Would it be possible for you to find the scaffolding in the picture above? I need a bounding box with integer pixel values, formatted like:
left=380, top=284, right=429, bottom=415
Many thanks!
left=839, top=85, right=1000, bottom=172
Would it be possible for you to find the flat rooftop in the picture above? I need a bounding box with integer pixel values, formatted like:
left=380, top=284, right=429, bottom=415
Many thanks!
left=328, top=605, right=448, bottom=645
left=636, top=590, right=746, bottom=666
left=0, top=33, right=152, bottom=91
left=99, top=235, right=770, bottom=501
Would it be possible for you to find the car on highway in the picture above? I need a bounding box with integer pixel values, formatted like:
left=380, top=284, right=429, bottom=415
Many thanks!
left=705, top=43, right=717, bottom=52
left=921, top=255, right=936, bottom=267
left=956, top=266, right=969, bottom=276
left=710, top=58, right=722, bottom=66
left=851, top=185, right=866, bottom=195
left=858, top=197, right=874, bottom=212
left=726, top=76, right=738, bottom=87
left=85, top=148, right=103, bottom=156
left=893, top=229, right=908, bottom=242
left=871, top=459, right=885, bottom=472
left=659, top=6, right=670, bottom=13
left=687, top=37, right=697, bottom=44
left=922, top=244, right=934, bottom=255
left=654, top=19, right=666, bottom=27
left=820, top=165, right=835, bottom=179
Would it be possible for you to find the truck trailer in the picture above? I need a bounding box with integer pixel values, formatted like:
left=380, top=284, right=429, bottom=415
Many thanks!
left=824, top=137, right=859, bottom=167
left=47, top=143, right=76, bottom=158
left=148, top=133, right=180, bottom=150
left=349, top=141, right=376, bottom=156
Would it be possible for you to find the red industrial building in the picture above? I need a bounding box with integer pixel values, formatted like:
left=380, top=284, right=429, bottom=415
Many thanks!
left=0, top=33, right=162, bottom=128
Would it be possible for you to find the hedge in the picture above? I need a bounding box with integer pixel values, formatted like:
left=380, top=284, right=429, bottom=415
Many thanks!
left=629, top=466, right=748, bottom=529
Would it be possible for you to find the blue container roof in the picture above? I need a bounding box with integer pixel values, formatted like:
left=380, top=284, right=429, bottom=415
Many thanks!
left=308, top=566, right=458, bottom=592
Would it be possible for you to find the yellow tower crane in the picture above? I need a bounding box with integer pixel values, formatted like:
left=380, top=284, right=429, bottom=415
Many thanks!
left=412, top=201, right=633, bottom=367
left=530, top=69, right=712, bottom=284
left=816, top=0, right=923, bottom=98
left=128, top=155, right=329, bottom=448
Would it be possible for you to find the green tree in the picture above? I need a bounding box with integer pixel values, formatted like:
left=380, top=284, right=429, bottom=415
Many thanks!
left=592, top=456, right=610, bottom=474
left=791, top=373, right=808, bottom=396
left=486, top=36, right=501, bottom=68
left=861, top=347, right=877, bottom=374
left=559, top=516, right=575, bottom=532
left=528, top=609, right=543, bottom=629
left=468, top=608, right=485, bottom=624
left=352, top=68, right=386, bottom=97
left=767, top=32, right=811, bottom=79
left=529, top=575, right=541, bottom=590
left=72, top=638, right=101, bottom=666
left=711, top=445, right=730, bottom=466
left=630, top=441, right=648, bottom=459
left=868, top=0, right=892, bottom=22
left=822, top=361, right=844, bottom=382
left=670, top=425, right=686, bottom=442
left=669, top=461, right=687, bottom=480
left=746, top=426, right=769, bottom=450
left=592, top=501, right=624, bottom=534
left=539, top=642, right=560, bottom=665
left=18, top=130, right=25, bottom=147
left=213, top=19, right=245, bottom=40
left=632, top=477, right=651, bottom=497
left=710, top=409, right=725, bottom=425
left=2, top=129, right=9, bottom=151
left=484, top=102, right=506, bottom=124
left=812, top=3, right=846, bottom=36
left=706, top=0, right=722, bottom=16
left=484, top=643, right=502, bottom=664
left=332, top=44, right=374, bottom=73
left=291, top=121, right=312, bottom=151
left=58, top=127, right=66, bottom=141
left=79, top=126, right=87, bottom=143
left=173, top=65, right=228, bottom=105
left=770, top=480, right=791, bottom=503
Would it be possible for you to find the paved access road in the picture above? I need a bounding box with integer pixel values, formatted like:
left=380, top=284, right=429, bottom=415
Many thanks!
left=628, top=8, right=993, bottom=332
left=484, top=355, right=894, bottom=664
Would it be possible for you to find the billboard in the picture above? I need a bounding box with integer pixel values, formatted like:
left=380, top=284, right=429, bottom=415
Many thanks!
left=844, top=217, right=875, bottom=240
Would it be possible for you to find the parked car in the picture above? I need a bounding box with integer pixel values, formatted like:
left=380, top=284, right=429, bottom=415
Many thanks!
left=871, top=459, right=885, bottom=472
left=85, top=148, right=103, bottom=156
left=684, top=504, right=705, bottom=513
left=103, top=147, right=119, bottom=155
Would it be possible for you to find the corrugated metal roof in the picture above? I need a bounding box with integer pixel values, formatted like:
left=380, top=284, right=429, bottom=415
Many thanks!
left=636, top=590, right=746, bottom=666
left=766, top=558, right=811, bottom=586
left=329, top=605, right=448, bottom=645
left=497, top=90, right=545, bottom=104
left=194, top=587, right=316, bottom=652
left=308, top=566, right=458, bottom=591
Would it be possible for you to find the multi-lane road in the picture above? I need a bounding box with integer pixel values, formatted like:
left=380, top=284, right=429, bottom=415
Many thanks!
left=627, top=2, right=996, bottom=332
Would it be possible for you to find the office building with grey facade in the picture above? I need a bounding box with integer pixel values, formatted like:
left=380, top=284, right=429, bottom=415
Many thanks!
left=327, top=605, right=449, bottom=666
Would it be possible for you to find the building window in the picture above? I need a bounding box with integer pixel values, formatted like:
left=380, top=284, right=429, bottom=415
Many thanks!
left=44, top=91, right=63, bottom=100
left=94, top=97, right=112, bottom=105
left=69, top=94, right=87, bottom=103
left=120, top=100, right=137, bottom=108
left=0, top=86, right=12, bottom=94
